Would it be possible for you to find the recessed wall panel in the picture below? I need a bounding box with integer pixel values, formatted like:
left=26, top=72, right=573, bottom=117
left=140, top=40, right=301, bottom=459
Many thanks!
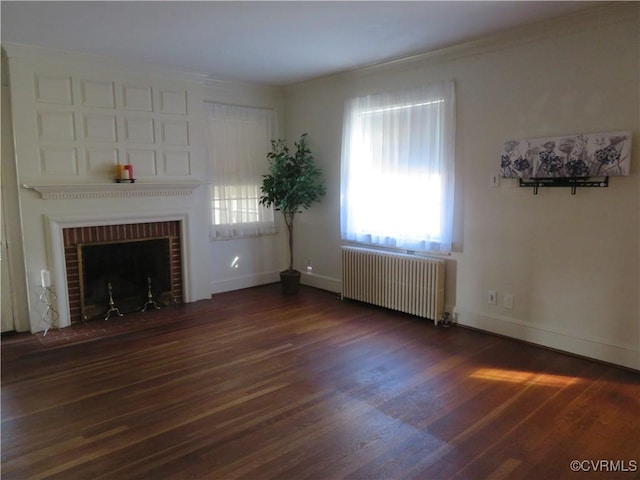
left=123, top=85, right=153, bottom=112
left=160, top=90, right=187, bottom=115
left=86, top=147, right=118, bottom=176
left=37, top=111, right=75, bottom=140
left=125, top=117, right=155, bottom=144
left=34, top=75, right=73, bottom=105
left=39, top=147, right=79, bottom=176
left=163, top=151, right=191, bottom=175
left=81, top=80, right=115, bottom=108
left=162, top=120, right=189, bottom=146
left=126, top=149, right=157, bottom=176
left=83, top=114, right=117, bottom=142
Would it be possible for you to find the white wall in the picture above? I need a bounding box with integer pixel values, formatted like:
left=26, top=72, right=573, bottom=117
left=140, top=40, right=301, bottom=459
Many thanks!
left=284, top=4, right=640, bottom=369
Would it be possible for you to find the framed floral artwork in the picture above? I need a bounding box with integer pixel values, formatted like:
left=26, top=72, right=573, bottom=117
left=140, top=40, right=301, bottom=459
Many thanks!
left=501, top=131, right=632, bottom=178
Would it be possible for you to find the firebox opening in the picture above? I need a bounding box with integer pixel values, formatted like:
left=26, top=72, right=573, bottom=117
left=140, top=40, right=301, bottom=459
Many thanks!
left=78, top=237, right=173, bottom=321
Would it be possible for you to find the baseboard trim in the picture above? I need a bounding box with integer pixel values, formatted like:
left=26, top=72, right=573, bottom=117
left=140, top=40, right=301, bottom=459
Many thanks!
left=211, top=272, right=280, bottom=294
left=457, top=310, right=639, bottom=371
left=301, top=272, right=341, bottom=293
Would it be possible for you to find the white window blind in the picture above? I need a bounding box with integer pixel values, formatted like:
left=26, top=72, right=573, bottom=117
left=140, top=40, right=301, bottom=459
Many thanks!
left=204, top=102, right=276, bottom=239
left=340, top=81, right=455, bottom=253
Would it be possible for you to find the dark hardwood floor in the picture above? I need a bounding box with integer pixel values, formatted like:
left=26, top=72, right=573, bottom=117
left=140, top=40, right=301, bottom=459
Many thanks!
left=2, top=284, right=638, bottom=479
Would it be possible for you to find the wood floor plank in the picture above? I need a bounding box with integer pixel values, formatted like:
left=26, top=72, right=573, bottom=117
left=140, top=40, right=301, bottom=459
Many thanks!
left=2, top=284, right=638, bottom=479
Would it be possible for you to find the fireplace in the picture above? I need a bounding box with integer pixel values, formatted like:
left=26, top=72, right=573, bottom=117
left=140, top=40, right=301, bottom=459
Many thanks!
left=63, top=221, right=183, bottom=323
left=78, top=237, right=173, bottom=320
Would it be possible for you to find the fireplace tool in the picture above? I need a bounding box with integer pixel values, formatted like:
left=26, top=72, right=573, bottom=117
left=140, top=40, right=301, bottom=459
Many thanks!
left=104, top=281, right=124, bottom=320
left=141, top=275, right=161, bottom=312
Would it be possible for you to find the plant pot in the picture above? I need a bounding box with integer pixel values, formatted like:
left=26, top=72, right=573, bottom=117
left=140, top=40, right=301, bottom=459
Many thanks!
left=280, top=269, right=301, bottom=295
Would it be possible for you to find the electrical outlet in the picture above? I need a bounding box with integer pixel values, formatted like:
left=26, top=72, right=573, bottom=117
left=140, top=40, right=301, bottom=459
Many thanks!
left=504, top=293, right=514, bottom=309
left=306, top=259, right=313, bottom=272
left=488, top=290, right=497, bottom=305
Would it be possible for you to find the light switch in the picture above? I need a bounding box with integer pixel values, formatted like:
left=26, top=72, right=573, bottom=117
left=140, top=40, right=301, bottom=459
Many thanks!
left=490, top=173, right=500, bottom=187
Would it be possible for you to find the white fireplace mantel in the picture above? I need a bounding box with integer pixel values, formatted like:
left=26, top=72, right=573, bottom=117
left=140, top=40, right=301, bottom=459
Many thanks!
left=22, top=182, right=205, bottom=200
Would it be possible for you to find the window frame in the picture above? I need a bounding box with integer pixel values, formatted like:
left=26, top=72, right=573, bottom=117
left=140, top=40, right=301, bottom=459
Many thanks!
left=204, top=101, right=277, bottom=240
left=340, top=81, right=456, bottom=254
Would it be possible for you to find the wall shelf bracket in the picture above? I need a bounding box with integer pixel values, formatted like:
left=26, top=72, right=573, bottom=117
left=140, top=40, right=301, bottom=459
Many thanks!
left=519, top=177, right=609, bottom=195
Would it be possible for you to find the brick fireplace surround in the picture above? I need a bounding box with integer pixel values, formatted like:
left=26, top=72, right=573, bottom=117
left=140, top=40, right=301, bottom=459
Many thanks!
left=63, top=221, right=183, bottom=323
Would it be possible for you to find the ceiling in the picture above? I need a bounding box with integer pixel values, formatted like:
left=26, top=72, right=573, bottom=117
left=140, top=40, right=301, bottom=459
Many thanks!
left=1, top=1, right=602, bottom=86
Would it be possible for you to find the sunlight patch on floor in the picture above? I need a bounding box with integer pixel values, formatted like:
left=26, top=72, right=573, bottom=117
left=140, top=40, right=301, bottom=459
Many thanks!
left=470, top=368, right=579, bottom=387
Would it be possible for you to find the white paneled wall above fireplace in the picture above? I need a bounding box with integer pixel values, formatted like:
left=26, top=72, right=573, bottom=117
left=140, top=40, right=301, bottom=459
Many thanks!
left=31, top=77, right=193, bottom=181
left=5, top=43, right=207, bottom=186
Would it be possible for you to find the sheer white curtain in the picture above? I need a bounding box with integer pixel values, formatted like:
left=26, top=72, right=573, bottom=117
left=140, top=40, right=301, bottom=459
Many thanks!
left=340, top=80, right=455, bottom=253
left=204, top=102, right=276, bottom=239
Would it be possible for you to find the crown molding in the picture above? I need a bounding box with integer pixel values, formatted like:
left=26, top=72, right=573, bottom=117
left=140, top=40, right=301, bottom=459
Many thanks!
left=202, top=75, right=284, bottom=101
left=365, top=2, right=635, bottom=74
left=2, top=41, right=281, bottom=90
left=2, top=42, right=212, bottom=85
left=287, top=2, right=637, bottom=90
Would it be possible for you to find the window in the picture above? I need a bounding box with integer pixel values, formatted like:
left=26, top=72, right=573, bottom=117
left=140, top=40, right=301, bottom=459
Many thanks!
left=340, top=81, right=455, bottom=253
left=204, top=102, right=276, bottom=239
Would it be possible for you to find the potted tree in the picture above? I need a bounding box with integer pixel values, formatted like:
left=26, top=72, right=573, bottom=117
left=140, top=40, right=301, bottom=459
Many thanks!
left=259, top=133, right=326, bottom=294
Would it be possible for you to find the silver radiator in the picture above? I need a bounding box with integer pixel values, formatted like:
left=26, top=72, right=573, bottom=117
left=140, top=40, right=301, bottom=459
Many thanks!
left=341, top=246, right=445, bottom=324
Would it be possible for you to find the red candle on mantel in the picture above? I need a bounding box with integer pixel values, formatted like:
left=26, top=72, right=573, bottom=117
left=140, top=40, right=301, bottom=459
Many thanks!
left=124, top=165, right=134, bottom=179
